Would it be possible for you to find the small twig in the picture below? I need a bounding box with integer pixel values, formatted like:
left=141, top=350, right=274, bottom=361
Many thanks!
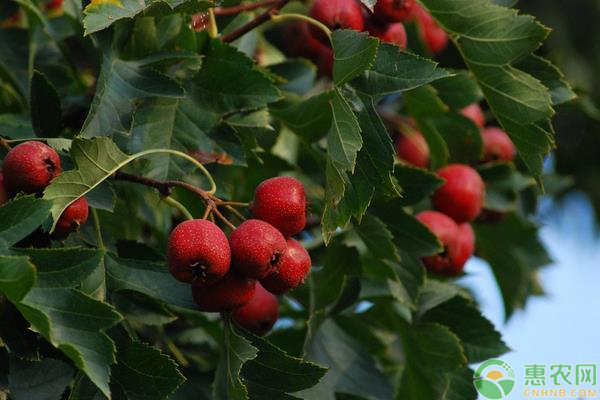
left=214, top=0, right=280, bottom=16
left=220, top=201, right=250, bottom=207
left=114, top=172, right=212, bottom=202
left=212, top=207, right=237, bottom=231
left=221, top=0, right=291, bottom=43
left=202, top=205, right=212, bottom=220
left=0, top=138, right=12, bottom=152
left=225, top=205, right=246, bottom=222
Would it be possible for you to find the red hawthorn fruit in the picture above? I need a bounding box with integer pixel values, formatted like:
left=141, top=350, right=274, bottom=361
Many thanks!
left=3, top=141, right=62, bottom=195
left=250, top=176, right=307, bottom=237
left=0, top=173, right=10, bottom=206
left=374, top=0, right=416, bottom=23
left=46, top=0, right=63, bottom=10
left=411, top=3, right=448, bottom=53
left=432, top=164, right=485, bottom=223
left=230, top=219, right=287, bottom=279
left=416, top=210, right=468, bottom=275
left=454, top=223, right=475, bottom=270
left=261, top=239, right=311, bottom=295
left=192, top=272, right=256, bottom=313
left=482, top=127, right=516, bottom=162
left=370, top=22, right=407, bottom=49
left=53, top=197, right=89, bottom=239
left=460, top=103, right=485, bottom=128
left=283, top=22, right=334, bottom=77
left=232, top=283, right=279, bottom=336
left=168, top=219, right=231, bottom=285
left=310, top=0, right=365, bottom=40
left=395, top=132, right=430, bottom=168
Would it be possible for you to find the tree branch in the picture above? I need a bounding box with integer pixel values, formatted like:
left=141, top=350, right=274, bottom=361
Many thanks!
left=220, top=0, right=291, bottom=43
left=214, top=0, right=281, bottom=16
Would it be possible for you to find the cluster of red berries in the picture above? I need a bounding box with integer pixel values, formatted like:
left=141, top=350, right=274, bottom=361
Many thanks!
left=168, top=176, right=311, bottom=336
left=395, top=103, right=517, bottom=276
left=284, top=0, right=448, bottom=76
left=0, top=141, right=89, bottom=239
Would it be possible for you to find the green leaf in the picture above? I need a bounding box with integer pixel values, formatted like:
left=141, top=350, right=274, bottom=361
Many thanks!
left=446, top=367, right=478, bottom=400
left=356, top=214, right=400, bottom=262
left=0, top=251, right=121, bottom=396
left=83, top=0, right=215, bottom=35
left=397, top=320, right=467, bottom=400
left=478, top=162, right=535, bottom=212
left=13, top=248, right=103, bottom=290
left=474, top=214, right=551, bottom=318
left=394, top=165, right=444, bottom=206
left=213, top=319, right=258, bottom=400
left=80, top=51, right=185, bottom=137
left=421, top=296, right=510, bottom=363
left=0, top=196, right=52, bottom=250
left=428, top=114, right=483, bottom=164
left=350, top=44, right=450, bottom=97
left=419, top=0, right=556, bottom=178
left=327, top=89, right=362, bottom=172
left=30, top=70, right=62, bottom=137
left=0, top=114, right=34, bottom=139
left=0, top=28, right=29, bottom=98
left=299, top=319, right=393, bottom=400
left=375, top=203, right=442, bottom=256
left=105, top=255, right=195, bottom=309
left=332, top=30, right=379, bottom=85
left=0, top=256, right=35, bottom=302
left=8, top=357, right=74, bottom=400
left=432, top=71, right=484, bottom=109
left=515, top=55, right=576, bottom=106
left=110, top=328, right=185, bottom=400
left=353, top=95, right=400, bottom=198
left=194, top=40, right=280, bottom=115
left=43, top=137, right=129, bottom=231
left=269, top=93, right=332, bottom=142
left=241, top=334, right=328, bottom=398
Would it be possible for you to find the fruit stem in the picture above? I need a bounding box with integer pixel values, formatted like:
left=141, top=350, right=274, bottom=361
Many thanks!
left=214, top=0, right=280, bottom=16
left=221, top=0, right=291, bottom=43
left=224, top=205, right=246, bottom=221
left=208, top=8, right=219, bottom=38
left=212, top=206, right=237, bottom=231
left=202, top=204, right=213, bottom=220
left=270, top=13, right=332, bottom=41
left=0, top=138, right=11, bottom=151
left=133, top=148, right=217, bottom=195
left=163, top=196, right=194, bottom=220
left=164, top=336, right=190, bottom=367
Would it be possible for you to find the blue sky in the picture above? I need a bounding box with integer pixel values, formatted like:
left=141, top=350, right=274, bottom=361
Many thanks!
left=460, top=192, right=600, bottom=398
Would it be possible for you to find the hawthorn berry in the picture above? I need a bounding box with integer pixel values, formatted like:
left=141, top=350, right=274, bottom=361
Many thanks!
left=168, top=219, right=231, bottom=285
left=374, top=0, right=416, bottom=23
left=454, top=223, right=475, bottom=270
left=416, top=210, right=468, bottom=275
left=283, top=22, right=334, bottom=77
left=3, top=141, right=62, bottom=195
left=232, top=283, right=279, bottom=336
left=411, top=4, right=448, bottom=53
left=261, top=239, right=311, bottom=295
left=0, top=173, right=9, bottom=206
left=395, top=132, right=430, bottom=168
left=250, top=176, right=307, bottom=237
left=482, top=127, right=516, bottom=162
left=432, top=164, right=485, bottom=223
left=460, top=103, right=485, bottom=128
left=46, top=0, right=63, bottom=10
left=53, top=197, right=89, bottom=239
left=230, top=219, right=287, bottom=279
left=192, top=271, right=256, bottom=313
left=370, top=22, right=407, bottom=49
left=310, top=0, right=365, bottom=38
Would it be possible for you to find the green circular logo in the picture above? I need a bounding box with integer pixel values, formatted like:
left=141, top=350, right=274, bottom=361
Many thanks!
left=473, top=359, right=516, bottom=399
